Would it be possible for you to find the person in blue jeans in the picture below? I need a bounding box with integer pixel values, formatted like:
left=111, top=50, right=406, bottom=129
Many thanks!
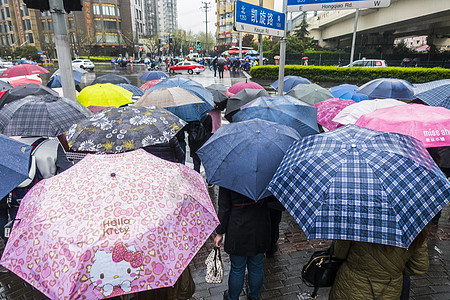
left=214, top=187, right=272, bottom=300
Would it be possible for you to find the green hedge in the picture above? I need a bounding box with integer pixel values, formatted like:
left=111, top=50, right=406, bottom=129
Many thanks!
left=78, top=56, right=115, bottom=62
left=249, top=65, right=450, bottom=84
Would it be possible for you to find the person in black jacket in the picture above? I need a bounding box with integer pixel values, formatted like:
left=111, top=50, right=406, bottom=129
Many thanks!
left=214, top=187, right=272, bottom=300
left=143, top=137, right=185, bottom=164
left=187, top=114, right=213, bottom=173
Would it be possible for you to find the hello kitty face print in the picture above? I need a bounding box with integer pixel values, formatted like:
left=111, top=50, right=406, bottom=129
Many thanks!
left=90, top=243, right=144, bottom=297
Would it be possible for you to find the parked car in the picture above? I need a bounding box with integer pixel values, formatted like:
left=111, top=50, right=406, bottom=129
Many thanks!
left=168, top=61, right=205, bottom=74
left=343, top=59, right=387, bottom=68
left=72, top=59, right=95, bottom=70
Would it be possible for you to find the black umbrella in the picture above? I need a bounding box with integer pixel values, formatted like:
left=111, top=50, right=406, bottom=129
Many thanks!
left=0, top=83, right=58, bottom=109
left=0, top=81, right=12, bottom=92
left=91, top=74, right=131, bottom=85
left=206, top=83, right=228, bottom=111
left=224, top=88, right=269, bottom=121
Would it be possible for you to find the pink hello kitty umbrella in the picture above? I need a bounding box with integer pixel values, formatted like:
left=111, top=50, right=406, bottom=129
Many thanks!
left=355, top=103, right=450, bottom=148
left=312, top=98, right=355, bottom=131
left=0, top=149, right=219, bottom=299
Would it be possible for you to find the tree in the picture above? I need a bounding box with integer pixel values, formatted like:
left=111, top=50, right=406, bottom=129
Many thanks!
left=293, top=12, right=309, bottom=41
left=393, top=39, right=413, bottom=56
left=14, top=45, right=40, bottom=61
left=242, top=34, right=254, bottom=47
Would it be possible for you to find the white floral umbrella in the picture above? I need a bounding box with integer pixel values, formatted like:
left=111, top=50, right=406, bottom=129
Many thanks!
left=66, top=106, right=187, bottom=153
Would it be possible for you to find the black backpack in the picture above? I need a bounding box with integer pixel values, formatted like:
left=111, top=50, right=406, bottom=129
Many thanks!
left=188, top=115, right=212, bottom=153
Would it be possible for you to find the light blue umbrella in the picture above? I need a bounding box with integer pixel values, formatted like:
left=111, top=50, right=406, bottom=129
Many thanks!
left=0, top=134, right=32, bottom=199
left=139, top=71, right=169, bottom=81
left=232, top=96, right=319, bottom=136
left=271, top=76, right=312, bottom=92
left=197, top=118, right=301, bottom=201
left=47, top=70, right=83, bottom=88
left=269, top=125, right=450, bottom=248
left=116, top=83, right=144, bottom=97
left=357, top=78, right=414, bottom=99
left=146, top=77, right=214, bottom=121
left=330, top=84, right=372, bottom=102
left=246, top=50, right=259, bottom=55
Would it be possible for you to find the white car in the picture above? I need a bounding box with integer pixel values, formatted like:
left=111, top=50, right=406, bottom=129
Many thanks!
left=343, top=59, right=387, bottom=68
left=72, top=59, right=95, bottom=70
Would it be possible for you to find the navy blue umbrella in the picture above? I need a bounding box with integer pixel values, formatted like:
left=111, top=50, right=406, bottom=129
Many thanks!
left=271, top=76, right=312, bottom=92
left=47, top=70, right=83, bottom=88
left=116, top=83, right=144, bottom=97
left=146, top=77, right=214, bottom=121
left=357, top=78, right=414, bottom=99
left=0, top=134, right=32, bottom=199
left=330, top=84, right=371, bottom=102
left=139, top=71, right=169, bottom=81
left=197, top=118, right=301, bottom=201
left=269, top=125, right=450, bottom=248
left=232, top=95, right=319, bottom=136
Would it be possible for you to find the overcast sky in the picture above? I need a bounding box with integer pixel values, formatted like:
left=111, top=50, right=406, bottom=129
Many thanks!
left=177, top=0, right=284, bottom=34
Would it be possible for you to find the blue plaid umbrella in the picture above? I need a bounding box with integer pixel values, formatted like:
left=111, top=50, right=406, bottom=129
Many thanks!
left=330, top=84, right=372, bottom=102
left=0, top=134, right=32, bottom=199
left=197, top=119, right=301, bottom=201
left=357, top=78, right=414, bottom=99
left=415, top=83, right=450, bottom=109
left=413, top=79, right=450, bottom=95
left=232, top=96, right=319, bottom=136
left=116, top=83, right=144, bottom=97
left=268, top=125, right=450, bottom=248
left=146, top=77, right=214, bottom=121
left=139, top=71, right=168, bottom=81
left=47, top=70, right=83, bottom=88
left=271, top=76, right=312, bottom=92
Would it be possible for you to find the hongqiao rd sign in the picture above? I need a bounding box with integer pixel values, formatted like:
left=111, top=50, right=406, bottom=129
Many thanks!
left=287, top=0, right=391, bottom=11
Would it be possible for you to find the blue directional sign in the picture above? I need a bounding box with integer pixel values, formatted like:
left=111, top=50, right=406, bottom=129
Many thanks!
left=287, top=0, right=391, bottom=12
left=235, top=1, right=285, bottom=37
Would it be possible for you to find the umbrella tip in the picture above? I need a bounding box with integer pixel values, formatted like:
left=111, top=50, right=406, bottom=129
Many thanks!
left=110, top=173, right=116, bottom=177
left=256, top=130, right=260, bottom=133
left=351, top=144, right=357, bottom=148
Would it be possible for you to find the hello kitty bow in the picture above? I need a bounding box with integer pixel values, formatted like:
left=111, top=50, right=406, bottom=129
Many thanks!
left=112, top=243, right=144, bottom=268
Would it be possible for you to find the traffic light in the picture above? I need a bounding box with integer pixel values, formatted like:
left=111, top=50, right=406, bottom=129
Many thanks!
left=197, top=41, right=200, bottom=51
left=169, top=37, right=173, bottom=43
left=24, top=0, right=83, bottom=13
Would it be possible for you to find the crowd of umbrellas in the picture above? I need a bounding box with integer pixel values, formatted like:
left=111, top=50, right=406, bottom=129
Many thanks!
left=0, top=62, right=449, bottom=299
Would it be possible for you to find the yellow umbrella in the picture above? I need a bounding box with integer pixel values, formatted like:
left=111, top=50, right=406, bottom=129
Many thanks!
left=134, top=87, right=204, bottom=108
left=77, top=83, right=133, bottom=107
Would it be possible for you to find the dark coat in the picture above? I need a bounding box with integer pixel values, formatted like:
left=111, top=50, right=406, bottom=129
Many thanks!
left=215, top=187, right=271, bottom=257
left=187, top=114, right=213, bottom=159
left=143, top=137, right=185, bottom=163
left=329, top=240, right=429, bottom=300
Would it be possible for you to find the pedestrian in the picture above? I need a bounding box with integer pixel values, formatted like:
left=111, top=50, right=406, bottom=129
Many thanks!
left=266, top=198, right=284, bottom=257
left=212, top=57, right=218, bottom=77
left=187, top=114, right=213, bottom=173
left=214, top=187, right=272, bottom=300
left=329, top=226, right=429, bottom=300
left=217, top=57, right=226, bottom=79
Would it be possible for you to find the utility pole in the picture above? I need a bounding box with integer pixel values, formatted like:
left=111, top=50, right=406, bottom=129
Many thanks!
left=201, top=2, right=210, bottom=54
left=49, top=0, right=76, bottom=100
left=258, top=0, right=263, bottom=66
left=277, top=0, right=288, bottom=96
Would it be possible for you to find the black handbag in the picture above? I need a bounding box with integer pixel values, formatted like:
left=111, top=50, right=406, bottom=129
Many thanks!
left=301, top=243, right=344, bottom=299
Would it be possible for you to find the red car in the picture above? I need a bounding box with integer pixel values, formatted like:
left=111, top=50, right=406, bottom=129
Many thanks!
left=168, top=61, right=205, bottom=75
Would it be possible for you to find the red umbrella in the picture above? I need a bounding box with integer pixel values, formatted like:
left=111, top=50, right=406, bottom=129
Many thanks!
left=302, top=57, right=308, bottom=60
left=0, top=64, right=49, bottom=78
left=9, top=78, right=42, bottom=87
left=226, top=81, right=265, bottom=97
left=140, top=79, right=162, bottom=91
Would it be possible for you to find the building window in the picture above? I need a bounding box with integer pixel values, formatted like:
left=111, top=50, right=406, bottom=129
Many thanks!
left=96, top=34, right=103, bottom=43
left=7, top=20, right=11, bottom=31
left=103, top=20, right=116, bottom=30
left=4, top=7, right=9, bottom=18
left=21, top=5, right=29, bottom=17
left=1, top=36, right=5, bottom=46
left=8, top=33, right=13, bottom=44
left=48, top=20, right=53, bottom=30
left=105, top=34, right=118, bottom=43
left=22, top=19, right=31, bottom=31
left=93, top=4, right=100, bottom=15
left=42, top=20, right=47, bottom=30
left=102, top=5, right=115, bottom=16
left=94, top=18, right=101, bottom=30
left=68, top=18, right=74, bottom=29
left=44, top=34, right=49, bottom=43
left=26, top=33, right=33, bottom=43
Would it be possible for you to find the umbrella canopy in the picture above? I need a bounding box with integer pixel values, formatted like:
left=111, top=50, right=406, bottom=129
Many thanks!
left=413, top=79, right=450, bottom=95
left=0, top=83, right=58, bottom=109
left=145, top=78, right=214, bottom=121
left=246, top=50, right=259, bottom=55
left=330, top=84, right=372, bottom=102
left=140, top=79, right=163, bottom=91
left=1, top=149, right=219, bottom=299
left=139, top=71, right=169, bottom=81
left=221, top=50, right=229, bottom=56
left=87, top=105, right=113, bottom=114
left=198, top=119, right=301, bottom=200
left=332, top=98, right=406, bottom=125
left=232, top=95, right=319, bottom=136
left=224, top=88, right=269, bottom=121
left=357, top=78, right=414, bottom=99
left=415, top=83, right=450, bottom=110
left=270, top=76, right=312, bottom=92
left=47, top=70, right=83, bottom=88
left=92, top=74, right=131, bottom=85
left=226, top=81, right=265, bottom=97
left=0, top=81, right=13, bottom=91
left=9, top=77, right=41, bottom=87
left=115, top=83, right=144, bottom=97
left=66, top=106, right=186, bottom=153
left=313, top=98, right=356, bottom=131
left=268, top=125, right=450, bottom=248
left=206, top=83, right=228, bottom=110
left=355, top=104, right=450, bottom=148
left=52, top=88, right=79, bottom=98
left=0, top=133, right=31, bottom=199
left=134, top=87, right=204, bottom=107
left=0, top=95, right=91, bottom=137
left=0, top=64, right=49, bottom=78
left=77, top=83, right=133, bottom=107
left=286, top=83, right=333, bottom=105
